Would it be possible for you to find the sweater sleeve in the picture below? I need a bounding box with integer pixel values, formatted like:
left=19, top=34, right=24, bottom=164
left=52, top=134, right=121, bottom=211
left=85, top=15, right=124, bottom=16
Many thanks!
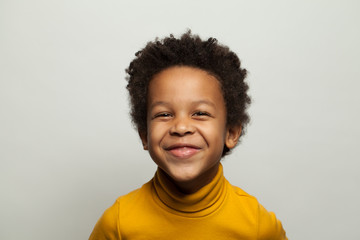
left=257, top=203, right=287, bottom=240
left=89, top=201, right=121, bottom=240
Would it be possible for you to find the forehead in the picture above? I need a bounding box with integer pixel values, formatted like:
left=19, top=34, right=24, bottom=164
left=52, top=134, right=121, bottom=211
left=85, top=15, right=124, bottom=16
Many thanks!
left=148, top=66, right=224, bottom=103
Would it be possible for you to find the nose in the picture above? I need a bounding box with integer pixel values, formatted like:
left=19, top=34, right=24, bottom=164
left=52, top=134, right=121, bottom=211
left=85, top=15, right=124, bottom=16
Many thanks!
left=169, top=116, right=195, bottom=136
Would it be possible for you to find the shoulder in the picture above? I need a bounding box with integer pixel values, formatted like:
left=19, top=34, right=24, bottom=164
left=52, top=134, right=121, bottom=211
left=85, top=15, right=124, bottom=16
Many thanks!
left=230, top=184, right=256, bottom=199
left=228, top=183, right=287, bottom=240
left=229, top=183, right=259, bottom=208
left=256, top=204, right=288, bottom=240
left=115, top=180, right=153, bottom=213
left=89, top=200, right=120, bottom=240
left=89, top=181, right=153, bottom=240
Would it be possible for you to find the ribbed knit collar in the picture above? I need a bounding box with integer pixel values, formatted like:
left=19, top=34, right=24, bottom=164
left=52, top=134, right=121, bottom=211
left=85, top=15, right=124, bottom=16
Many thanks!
left=152, top=164, right=227, bottom=217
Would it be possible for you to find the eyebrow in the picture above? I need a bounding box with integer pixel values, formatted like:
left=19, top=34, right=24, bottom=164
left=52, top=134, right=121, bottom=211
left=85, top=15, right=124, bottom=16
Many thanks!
left=149, top=100, right=216, bottom=109
left=192, top=100, right=216, bottom=108
left=149, top=101, right=171, bottom=109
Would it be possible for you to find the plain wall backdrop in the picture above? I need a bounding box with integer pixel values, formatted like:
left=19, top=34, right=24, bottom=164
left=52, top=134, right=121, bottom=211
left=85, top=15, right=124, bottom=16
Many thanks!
left=1, top=0, right=359, bottom=239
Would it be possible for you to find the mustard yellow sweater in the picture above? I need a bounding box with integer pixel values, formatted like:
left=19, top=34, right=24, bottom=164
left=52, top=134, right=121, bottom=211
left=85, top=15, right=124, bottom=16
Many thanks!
left=90, top=164, right=287, bottom=239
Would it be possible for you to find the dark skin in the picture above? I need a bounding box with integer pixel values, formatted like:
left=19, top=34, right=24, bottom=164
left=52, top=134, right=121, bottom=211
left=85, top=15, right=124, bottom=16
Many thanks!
left=126, top=32, right=251, bottom=157
left=139, top=66, right=242, bottom=194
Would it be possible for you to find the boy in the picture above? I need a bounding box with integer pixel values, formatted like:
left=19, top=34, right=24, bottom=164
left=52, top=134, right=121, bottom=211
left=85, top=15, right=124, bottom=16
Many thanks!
left=90, top=31, right=287, bottom=239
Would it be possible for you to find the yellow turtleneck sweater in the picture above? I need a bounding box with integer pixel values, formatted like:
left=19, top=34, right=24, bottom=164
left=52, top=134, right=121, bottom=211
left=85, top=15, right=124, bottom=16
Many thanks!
left=89, top=164, right=287, bottom=239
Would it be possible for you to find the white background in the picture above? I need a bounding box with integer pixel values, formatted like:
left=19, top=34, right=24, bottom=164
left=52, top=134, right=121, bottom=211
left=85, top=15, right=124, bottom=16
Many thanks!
left=1, top=0, right=359, bottom=239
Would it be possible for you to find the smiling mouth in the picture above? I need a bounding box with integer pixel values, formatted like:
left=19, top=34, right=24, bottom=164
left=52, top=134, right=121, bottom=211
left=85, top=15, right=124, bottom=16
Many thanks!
left=165, top=145, right=201, bottom=158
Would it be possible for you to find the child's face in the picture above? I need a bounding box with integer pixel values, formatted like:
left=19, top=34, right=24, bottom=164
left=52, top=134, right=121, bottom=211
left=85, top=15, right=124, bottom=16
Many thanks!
left=140, top=66, right=241, bottom=193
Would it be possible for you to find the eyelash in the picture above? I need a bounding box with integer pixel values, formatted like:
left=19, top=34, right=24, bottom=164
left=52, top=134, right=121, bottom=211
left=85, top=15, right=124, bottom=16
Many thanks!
left=192, top=111, right=211, bottom=117
left=152, top=111, right=211, bottom=119
left=153, top=112, right=172, bottom=119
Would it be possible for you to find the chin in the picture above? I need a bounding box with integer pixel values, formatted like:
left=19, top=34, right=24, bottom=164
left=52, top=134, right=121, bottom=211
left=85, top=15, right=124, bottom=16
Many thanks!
left=165, top=166, right=199, bottom=181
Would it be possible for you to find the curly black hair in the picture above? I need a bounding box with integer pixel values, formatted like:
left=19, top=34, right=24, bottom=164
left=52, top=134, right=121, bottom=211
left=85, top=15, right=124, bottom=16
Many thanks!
left=126, top=31, right=251, bottom=156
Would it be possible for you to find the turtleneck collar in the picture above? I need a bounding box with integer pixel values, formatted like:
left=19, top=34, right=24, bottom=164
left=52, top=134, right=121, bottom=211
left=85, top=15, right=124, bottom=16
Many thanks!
left=152, top=164, right=227, bottom=217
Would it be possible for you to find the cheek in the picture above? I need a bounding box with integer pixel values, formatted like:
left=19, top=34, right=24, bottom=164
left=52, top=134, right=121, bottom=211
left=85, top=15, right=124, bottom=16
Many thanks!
left=199, top=122, right=227, bottom=142
left=147, top=123, right=167, bottom=145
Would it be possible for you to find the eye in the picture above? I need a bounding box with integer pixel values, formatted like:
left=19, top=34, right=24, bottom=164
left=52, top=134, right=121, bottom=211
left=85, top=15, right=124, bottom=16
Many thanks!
left=153, top=112, right=172, bottom=119
left=192, top=111, right=211, bottom=118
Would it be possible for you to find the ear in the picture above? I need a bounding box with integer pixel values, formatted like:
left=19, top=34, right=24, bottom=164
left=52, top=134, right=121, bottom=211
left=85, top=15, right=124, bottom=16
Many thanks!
left=138, top=131, right=148, bottom=150
left=225, top=125, right=242, bottom=150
